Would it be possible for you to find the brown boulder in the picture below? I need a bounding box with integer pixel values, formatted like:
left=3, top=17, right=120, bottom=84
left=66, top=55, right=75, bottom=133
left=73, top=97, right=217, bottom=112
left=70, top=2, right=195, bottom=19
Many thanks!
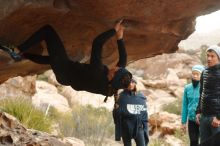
left=149, top=112, right=181, bottom=136
left=0, top=0, right=220, bottom=83
left=0, top=75, right=36, bottom=99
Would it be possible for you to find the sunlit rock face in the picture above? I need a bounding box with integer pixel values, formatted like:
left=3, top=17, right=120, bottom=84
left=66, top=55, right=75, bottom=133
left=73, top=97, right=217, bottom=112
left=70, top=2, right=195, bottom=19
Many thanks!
left=0, top=0, right=220, bottom=83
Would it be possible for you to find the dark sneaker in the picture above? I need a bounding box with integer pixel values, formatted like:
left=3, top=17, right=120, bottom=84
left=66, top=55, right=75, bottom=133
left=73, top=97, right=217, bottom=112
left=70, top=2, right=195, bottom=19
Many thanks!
left=0, top=44, right=22, bottom=61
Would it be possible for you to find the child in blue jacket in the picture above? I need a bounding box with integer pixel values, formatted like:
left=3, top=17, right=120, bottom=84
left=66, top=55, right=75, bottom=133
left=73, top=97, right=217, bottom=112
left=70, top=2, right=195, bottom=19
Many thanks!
left=113, top=79, right=149, bottom=146
left=181, top=65, right=205, bottom=146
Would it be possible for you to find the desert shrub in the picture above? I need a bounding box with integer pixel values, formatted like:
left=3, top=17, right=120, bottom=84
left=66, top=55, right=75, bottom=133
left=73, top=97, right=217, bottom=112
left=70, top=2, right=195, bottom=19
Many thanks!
left=49, top=104, right=114, bottom=146
left=184, top=49, right=197, bottom=56
left=37, top=74, right=49, bottom=81
left=162, top=98, right=182, bottom=115
left=0, top=98, right=52, bottom=132
left=149, top=138, right=169, bottom=146
left=174, top=129, right=189, bottom=145
left=199, top=45, right=208, bottom=65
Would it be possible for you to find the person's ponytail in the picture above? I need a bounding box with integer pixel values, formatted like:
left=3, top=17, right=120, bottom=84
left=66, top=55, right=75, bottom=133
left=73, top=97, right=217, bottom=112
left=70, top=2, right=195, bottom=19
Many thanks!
left=114, top=90, right=119, bottom=109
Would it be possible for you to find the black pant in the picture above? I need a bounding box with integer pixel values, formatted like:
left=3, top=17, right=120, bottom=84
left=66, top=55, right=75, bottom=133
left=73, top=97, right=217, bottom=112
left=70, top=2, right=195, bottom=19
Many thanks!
left=188, top=120, right=200, bottom=146
left=199, top=131, right=220, bottom=146
left=122, top=128, right=146, bottom=146
left=18, top=25, right=72, bottom=85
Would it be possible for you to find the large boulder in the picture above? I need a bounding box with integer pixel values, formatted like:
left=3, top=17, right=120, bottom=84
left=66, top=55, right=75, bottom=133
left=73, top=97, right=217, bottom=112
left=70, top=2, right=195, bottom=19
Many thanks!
left=32, top=80, right=71, bottom=113
left=129, top=52, right=199, bottom=80
left=0, top=112, right=85, bottom=146
left=149, top=112, right=181, bottom=136
left=145, top=89, right=176, bottom=115
left=164, top=135, right=184, bottom=146
left=59, top=86, right=115, bottom=110
left=0, top=75, right=36, bottom=99
left=0, top=0, right=219, bottom=83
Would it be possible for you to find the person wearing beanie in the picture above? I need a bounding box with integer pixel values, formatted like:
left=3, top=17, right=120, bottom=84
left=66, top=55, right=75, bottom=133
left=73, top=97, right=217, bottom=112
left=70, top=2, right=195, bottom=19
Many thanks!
left=113, top=79, right=149, bottom=146
left=196, top=45, right=220, bottom=145
left=205, top=45, right=220, bottom=67
left=181, top=64, right=205, bottom=146
left=0, top=20, right=132, bottom=97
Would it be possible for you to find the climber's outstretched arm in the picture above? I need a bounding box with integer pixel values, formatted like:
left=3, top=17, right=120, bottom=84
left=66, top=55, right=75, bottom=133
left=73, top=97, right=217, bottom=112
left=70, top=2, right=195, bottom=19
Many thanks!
left=90, top=29, right=116, bottom=65
left=116, top=24, right=127, bottom=68
left=90, top=20, right=126, bottom=66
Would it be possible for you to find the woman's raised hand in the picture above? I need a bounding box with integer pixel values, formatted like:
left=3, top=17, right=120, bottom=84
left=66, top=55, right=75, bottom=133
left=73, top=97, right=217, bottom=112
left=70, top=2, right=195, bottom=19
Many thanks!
left=116, top=25, right=124, bottom=40
left=114, top=19, right=123, bottom=32
left=115, top=19, right=125, bottom=39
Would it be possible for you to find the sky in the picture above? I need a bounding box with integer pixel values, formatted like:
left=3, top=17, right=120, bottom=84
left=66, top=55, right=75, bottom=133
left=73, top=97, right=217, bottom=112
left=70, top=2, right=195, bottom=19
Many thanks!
left=196, top=10, right=220, bottom=33
left=179, top=10, right=220, bottom=50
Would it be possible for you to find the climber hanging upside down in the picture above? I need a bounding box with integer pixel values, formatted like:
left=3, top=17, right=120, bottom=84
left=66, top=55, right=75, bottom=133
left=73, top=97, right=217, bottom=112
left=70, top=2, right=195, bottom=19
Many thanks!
left=0, top=20, right=132, bottom=97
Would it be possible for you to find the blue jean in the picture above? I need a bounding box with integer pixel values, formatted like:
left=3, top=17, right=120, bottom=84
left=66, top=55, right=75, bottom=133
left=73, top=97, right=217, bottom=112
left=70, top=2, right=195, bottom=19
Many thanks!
left=122, top=127, right=149, bottom=146
left=200, top=114, right=220, bottom=144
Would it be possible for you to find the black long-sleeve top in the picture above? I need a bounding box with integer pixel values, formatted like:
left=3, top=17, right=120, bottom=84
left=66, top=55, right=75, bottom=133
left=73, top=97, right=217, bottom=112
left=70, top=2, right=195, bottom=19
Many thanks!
left=68, top=29, right=128, bottom=96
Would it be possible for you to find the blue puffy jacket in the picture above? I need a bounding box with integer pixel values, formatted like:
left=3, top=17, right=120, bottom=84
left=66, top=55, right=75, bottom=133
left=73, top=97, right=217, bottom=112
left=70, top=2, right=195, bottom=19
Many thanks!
left=113, top=90, right=148, bottom=141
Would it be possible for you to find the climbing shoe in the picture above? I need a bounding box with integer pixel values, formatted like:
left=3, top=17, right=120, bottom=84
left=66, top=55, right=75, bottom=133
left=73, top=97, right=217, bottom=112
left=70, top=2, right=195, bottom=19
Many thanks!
left=0, top=43, right=22, bottom=61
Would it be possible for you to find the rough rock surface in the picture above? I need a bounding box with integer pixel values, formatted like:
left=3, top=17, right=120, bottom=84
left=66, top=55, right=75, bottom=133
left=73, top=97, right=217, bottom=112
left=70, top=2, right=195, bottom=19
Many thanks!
left=0, top=112, right=85, bottom=146
left=32, top=80, right=71, bottom=112
left=145, top=89, right=177, bottom=115
left=164, top=135, right=185, bottom=146
left=149, top=112, right=181, bottom=136
left=0, top=75, right=36, bottom=99
left=0, top=0, right=219, bottom=83
left=128, top=52, right=199, bottom=80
